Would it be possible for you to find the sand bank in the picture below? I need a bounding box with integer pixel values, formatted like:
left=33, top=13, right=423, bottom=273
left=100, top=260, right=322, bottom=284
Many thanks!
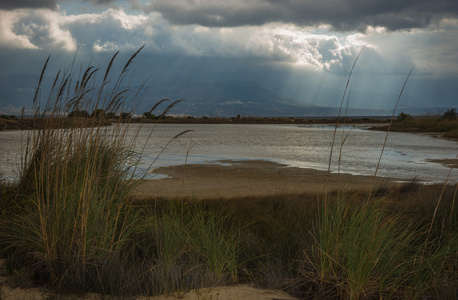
left=134, top=160, right=398, bottom=199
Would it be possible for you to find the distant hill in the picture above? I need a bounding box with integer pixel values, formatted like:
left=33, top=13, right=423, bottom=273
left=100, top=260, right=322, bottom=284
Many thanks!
left=0, top=74, right=450, bottom=117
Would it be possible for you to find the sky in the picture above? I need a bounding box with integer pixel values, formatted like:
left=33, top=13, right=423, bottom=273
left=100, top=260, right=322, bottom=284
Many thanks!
left=0, top=0, right=458, bottom=115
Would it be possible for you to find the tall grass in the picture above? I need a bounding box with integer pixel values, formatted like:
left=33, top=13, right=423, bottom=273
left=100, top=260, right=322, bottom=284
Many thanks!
left=0, top=48, right=148, bottom=293
left=305, top=62, right=458, bottom=299
left=129, top=200, right=240, bottom=295
left=0, top=49, right=240, bottom=296
left=309, top=196, right=456, bottom=299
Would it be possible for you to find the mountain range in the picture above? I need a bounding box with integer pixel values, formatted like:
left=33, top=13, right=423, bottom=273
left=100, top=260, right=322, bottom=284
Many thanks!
left=0, top=74, right=450, bottom=117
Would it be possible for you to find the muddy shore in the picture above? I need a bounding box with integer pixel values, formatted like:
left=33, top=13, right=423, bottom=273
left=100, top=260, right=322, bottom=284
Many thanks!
left=134, top=160, right=398, bottom=199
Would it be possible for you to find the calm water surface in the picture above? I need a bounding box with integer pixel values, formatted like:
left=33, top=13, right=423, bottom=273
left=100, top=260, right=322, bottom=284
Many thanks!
left=1, top=123, right=457, bottom=183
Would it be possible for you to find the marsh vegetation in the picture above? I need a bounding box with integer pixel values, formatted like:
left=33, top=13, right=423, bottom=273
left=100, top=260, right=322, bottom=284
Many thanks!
left=371, top=109, right=458, bottom=140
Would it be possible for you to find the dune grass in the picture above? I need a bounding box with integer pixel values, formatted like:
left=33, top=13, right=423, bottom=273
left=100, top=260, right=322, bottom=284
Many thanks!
left=0, top=49, right=457, bottom=299
left=307, top=194, right=456, bottom=299
left=1, top=49, right=145, bottom=294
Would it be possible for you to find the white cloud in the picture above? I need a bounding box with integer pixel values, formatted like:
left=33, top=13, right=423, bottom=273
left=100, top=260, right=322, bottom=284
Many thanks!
left=93, top=39, right=118, bottom=52
left=104, top=7, right=147, bottom=29
left=0, top=9, right=77, bottom=51
left=62, top=8, right=154, bottom=51
left=0, top=10, right=39, bottom=49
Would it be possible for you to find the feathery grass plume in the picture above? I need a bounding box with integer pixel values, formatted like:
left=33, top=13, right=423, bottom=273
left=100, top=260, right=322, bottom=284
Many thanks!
left=159, top=99, right=183, bottom=118
left=146, top=129, right=195, bottom=173
left=104, top=51, right=119, bottom=82
left=149, top=98, right=170, bottom=115
left=51, top=70, right=61, bottom=92
left=122, top=45, right=145, bottom=74
left=33, top=55, right=50, bottom=106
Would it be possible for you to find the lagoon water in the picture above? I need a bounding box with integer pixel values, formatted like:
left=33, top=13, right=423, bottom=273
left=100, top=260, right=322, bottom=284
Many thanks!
left=1, top=123, right=457, bottom=183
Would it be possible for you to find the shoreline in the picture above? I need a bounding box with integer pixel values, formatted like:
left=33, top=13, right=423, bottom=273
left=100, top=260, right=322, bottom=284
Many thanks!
left=134, top=159, right=400, bottom=199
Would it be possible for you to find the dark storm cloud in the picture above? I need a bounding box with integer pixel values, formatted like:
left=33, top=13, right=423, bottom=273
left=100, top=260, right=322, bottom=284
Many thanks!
left=0, top=0, right=58, bottom=10
left=0, top=0, right=117, bottom=11
left=147, top=0, right=458, bottom=32
left=83, top=0, right=116, bottom=4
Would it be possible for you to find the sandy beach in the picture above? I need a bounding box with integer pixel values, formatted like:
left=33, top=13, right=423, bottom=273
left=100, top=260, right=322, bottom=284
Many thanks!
left=134, top=160, right=399, bottom=199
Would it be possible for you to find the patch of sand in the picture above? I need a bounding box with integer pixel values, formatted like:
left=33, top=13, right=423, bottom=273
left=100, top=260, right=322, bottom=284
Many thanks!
left=142, top=284, right=298, bottom=300
left=134, top=159, right=398, bottom=199
left=0, top=259, right=49, bottom=300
